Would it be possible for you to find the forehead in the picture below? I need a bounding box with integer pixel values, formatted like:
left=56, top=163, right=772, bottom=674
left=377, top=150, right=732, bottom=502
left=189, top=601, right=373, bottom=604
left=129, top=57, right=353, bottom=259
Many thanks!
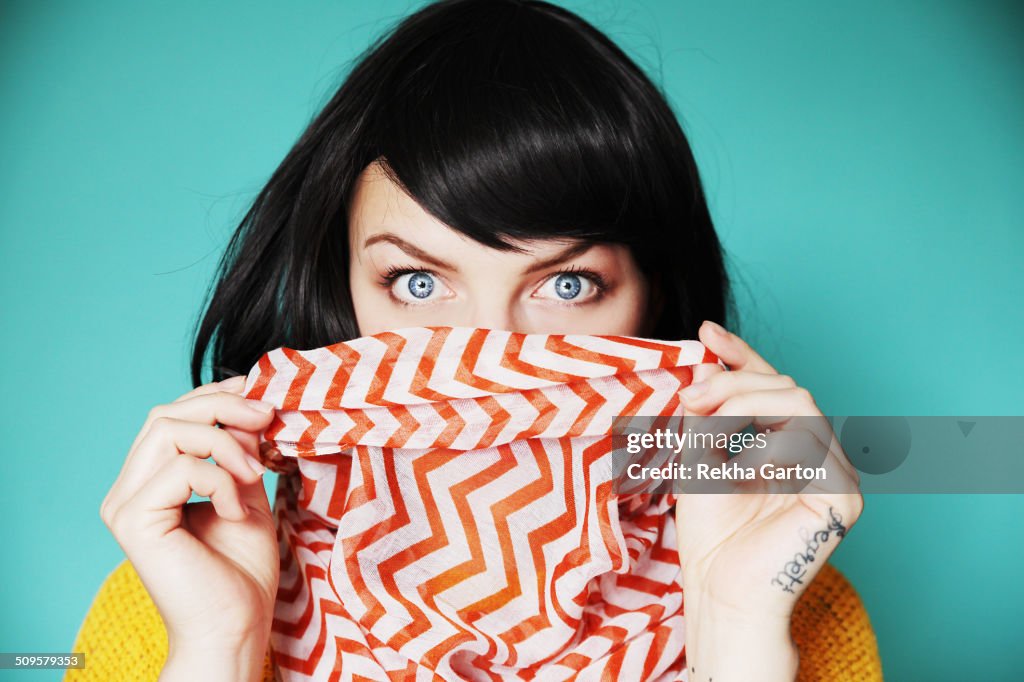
left=348, top=161, right=421, bottom=232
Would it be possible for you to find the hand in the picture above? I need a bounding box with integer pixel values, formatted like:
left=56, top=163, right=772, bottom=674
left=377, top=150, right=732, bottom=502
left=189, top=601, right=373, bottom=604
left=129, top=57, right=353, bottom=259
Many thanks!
left=673, top=321, right=863, bottom=680
left=100, top=376, right=280, bottom=679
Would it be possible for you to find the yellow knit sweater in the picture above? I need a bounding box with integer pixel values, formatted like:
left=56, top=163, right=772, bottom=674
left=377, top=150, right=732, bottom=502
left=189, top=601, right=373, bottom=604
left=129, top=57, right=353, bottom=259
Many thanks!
left=66, top=559, right=882, bottom=680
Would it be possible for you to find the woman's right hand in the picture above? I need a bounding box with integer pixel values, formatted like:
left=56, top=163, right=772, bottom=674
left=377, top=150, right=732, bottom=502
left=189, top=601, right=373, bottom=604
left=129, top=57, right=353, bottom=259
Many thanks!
left=99, top=375, right=280, bottom=681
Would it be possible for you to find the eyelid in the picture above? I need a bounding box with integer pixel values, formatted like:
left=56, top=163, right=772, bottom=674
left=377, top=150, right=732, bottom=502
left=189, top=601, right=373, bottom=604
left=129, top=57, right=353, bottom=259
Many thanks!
left=531, top=267, right=608, bottom=305
left=379, top=264, right=441, bottom=283
left=539, top=265, right=608, bottom=290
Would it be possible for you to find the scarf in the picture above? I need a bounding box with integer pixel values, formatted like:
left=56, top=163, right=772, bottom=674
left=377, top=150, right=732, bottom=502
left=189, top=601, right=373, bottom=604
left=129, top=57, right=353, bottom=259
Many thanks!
left=241, top=325, right=720, bottom=681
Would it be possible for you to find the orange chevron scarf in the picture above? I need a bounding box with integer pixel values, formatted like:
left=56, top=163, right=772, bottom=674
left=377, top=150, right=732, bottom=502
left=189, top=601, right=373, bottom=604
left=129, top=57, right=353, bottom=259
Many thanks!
left=241, top=326, right=720, bottom=681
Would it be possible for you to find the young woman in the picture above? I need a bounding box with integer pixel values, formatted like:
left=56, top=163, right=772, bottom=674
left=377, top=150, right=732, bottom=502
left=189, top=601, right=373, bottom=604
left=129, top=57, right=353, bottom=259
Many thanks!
left=99, top=1, right=863, bottom=680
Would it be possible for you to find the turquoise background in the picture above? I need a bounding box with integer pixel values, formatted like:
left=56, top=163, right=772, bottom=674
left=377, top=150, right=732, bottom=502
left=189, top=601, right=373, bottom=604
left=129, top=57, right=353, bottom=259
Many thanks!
left=2, top=1, right=1022, bottom=679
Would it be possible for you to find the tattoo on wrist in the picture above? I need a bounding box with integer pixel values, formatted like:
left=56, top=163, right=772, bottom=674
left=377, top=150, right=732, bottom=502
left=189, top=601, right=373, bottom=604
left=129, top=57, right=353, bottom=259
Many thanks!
left=770, top=506, right=847, bottom=594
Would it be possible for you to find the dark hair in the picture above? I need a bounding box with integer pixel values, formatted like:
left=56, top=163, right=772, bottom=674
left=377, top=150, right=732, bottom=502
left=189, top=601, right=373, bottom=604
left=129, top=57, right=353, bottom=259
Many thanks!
left=191, top=0, right=735, bottom=386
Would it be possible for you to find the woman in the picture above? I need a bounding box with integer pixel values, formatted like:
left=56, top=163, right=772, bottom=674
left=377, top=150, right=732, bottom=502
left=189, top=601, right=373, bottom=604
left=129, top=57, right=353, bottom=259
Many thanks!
left=99, top=1, right=863, bottom=679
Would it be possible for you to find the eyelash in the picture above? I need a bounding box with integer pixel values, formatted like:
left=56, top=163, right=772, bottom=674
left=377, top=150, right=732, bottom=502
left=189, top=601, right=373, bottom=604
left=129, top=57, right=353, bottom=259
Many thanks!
left=553, top=265, right=609, bottom=298
left=377, top=265, right=428, bottom=290
left=377, top=264, right=609, bottom=306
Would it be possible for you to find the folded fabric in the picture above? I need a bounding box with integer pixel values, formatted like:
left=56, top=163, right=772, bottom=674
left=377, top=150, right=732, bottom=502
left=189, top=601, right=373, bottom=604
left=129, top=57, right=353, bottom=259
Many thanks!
left=242, top=325, right=721, bottom=681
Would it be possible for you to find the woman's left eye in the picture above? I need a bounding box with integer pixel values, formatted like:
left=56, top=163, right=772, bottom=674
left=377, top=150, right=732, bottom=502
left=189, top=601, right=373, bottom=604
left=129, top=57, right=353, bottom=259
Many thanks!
left=534, top=271, right=604, bottom=303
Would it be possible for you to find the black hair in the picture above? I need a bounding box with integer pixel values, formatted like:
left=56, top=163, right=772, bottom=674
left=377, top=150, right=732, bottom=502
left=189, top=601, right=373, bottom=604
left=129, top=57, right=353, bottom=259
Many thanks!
left=191, top=0, right=735, bottom=386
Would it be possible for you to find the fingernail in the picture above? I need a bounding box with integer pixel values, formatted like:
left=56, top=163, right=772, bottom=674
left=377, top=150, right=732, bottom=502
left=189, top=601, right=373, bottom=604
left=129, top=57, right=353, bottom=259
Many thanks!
left=681, top=381, right=708, bottom=401
left=246, top=454, right=266, bottom=476
left=704, top=320, right=726, bottom=336
left=246, top=399, right=275, bottom=413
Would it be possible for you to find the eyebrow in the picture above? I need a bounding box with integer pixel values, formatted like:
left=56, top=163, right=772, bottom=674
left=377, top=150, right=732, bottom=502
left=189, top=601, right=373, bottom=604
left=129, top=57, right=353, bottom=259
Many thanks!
left=362, top=232, right=597, bottom=274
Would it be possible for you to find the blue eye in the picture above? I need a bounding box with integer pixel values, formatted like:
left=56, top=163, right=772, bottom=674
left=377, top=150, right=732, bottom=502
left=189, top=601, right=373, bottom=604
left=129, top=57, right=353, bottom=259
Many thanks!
left=406, top=272, right=434, bottom=299
left=382, top=268, right=449, bottom=305
left=553, top=273, right=582, bottom=299
left=533, top=268, right=606, bottom=305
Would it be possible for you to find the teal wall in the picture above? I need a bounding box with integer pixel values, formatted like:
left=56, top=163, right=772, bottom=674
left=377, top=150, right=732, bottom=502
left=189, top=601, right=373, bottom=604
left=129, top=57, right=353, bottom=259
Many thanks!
left=2, top=1, right=1021, bottom=679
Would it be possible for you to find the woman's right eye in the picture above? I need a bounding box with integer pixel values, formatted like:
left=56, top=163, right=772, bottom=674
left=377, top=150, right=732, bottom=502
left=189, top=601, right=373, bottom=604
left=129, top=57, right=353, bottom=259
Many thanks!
left=387, top=270, right=450, bottom=305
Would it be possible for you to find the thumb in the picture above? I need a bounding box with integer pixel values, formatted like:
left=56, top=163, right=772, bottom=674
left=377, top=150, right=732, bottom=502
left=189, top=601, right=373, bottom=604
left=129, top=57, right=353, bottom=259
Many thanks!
left=690, top=360, right=725, bottom=387
left=236, top=469, right=272, bottom=519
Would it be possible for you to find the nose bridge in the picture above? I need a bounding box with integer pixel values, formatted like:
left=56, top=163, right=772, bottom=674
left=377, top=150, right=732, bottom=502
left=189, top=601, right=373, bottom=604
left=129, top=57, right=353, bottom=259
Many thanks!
left=467, top=299, right=517, bottom=332
left=456, top=256, right=527, bottom=331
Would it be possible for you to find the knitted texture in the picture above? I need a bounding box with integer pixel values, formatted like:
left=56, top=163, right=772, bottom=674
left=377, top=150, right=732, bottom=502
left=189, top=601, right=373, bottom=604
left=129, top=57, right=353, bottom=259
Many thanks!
left=66, top=557, right=881, bottom=680
left=64, top=557, right=277, bottom=682
left=789, top=564, right=884, bottom=680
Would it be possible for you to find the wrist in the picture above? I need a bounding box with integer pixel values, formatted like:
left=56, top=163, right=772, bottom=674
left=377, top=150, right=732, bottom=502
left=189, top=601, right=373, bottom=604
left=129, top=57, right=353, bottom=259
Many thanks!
left=684, top=584, right=798, bottom=682
left=161, top=634, right=269, bottom=682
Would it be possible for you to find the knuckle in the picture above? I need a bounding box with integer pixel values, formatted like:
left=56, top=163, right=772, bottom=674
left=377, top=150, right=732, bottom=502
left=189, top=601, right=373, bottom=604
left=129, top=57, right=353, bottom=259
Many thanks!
left=793, top=386, right=814, bottom=404
left=718, top=394, right=742, bottom=414
left=207, top=392, right=244, bottom=418
left=835, top=493, right=864, bottom=525
left=145, top=404, right=168, bottom=424
left=149, top=415, right=175, bottom=435
left=850, top=491, right=865, bottom=518
left=107, top=510, right=131, bottom=538
left=211, top=426, right=241, bottom=451
left=211, top=425, right=243, bottom=450
left=710, top=371, right=732, bottom=388
left=791, top=429, right=816, bottom=450
left=205, top=462, right=233, bottom=490
left=777, top=374, right=796, bottom=387
left=170, top=453, right=194, bottom=473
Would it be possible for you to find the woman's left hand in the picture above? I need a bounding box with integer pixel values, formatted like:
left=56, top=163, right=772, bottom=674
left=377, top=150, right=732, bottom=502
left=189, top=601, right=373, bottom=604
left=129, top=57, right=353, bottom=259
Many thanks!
left=673, top=320, right=864, bottom=628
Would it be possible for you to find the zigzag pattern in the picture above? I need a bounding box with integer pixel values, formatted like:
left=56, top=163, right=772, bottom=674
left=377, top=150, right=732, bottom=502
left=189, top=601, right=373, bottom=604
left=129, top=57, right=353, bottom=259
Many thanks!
left=242, top=326, right=720, bottom=680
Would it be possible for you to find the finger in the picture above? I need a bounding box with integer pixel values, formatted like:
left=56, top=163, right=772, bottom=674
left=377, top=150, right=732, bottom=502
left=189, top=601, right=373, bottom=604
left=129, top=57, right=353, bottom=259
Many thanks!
left=124, top=377, right=256, bottom=457
left=235, top=474, right=274, bottom=522
left=713, top=387, right=821, bottom=421
left=222, top=425, right=261, bottom=458
left=698, top=321, right=778, bottom=374
left=674, top=361, right=723, bottom=418
left=680, top=369, right=752, bottom=463
left=727, top=429, right=835, bottom=493
left=148, top=390, right=273, bottom=439
left=680, top=371, right=797, bottom=415
left=710, top=387, right=838, bottom=470
left=678, top=406, right=732, bottom=495
left=691, top=360, right=725, bottom=385
left=128, top=391, right=275, bottom=463
left=115, top=456, right=248, bottom=545
left=105, top=418, right=265, bottom=519
left=114, top=391, right=272, bottom=508
left=814, top=430, right=862, bottom=486
left=712, top=387, right=861, bottom=486
left=106, top=456, right=257, bottom=626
